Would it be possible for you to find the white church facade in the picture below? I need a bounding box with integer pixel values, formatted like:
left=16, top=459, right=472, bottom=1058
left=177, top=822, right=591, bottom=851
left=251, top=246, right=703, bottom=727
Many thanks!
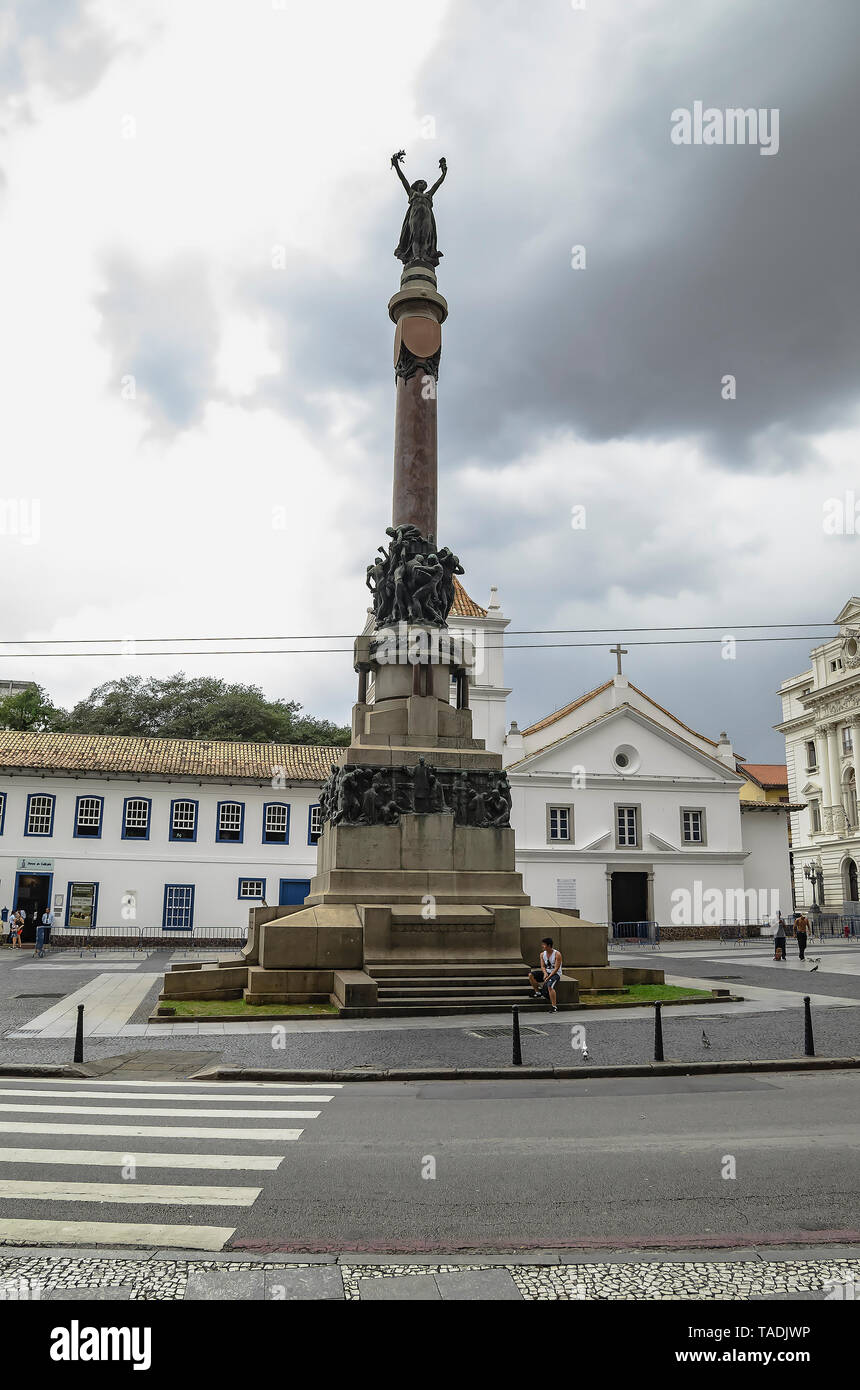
left=447, top=590, right=794, bottom=934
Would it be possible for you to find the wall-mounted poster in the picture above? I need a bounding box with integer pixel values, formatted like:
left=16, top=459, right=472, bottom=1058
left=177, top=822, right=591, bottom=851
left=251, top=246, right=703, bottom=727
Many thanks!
left=68, top=882, right=96, bottom=930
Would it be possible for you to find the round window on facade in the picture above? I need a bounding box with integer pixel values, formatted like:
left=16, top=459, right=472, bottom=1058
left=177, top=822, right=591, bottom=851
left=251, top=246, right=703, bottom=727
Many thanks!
left=613, top=743, right=640, bottom=774
left=847, top=637, right=858, bottom=658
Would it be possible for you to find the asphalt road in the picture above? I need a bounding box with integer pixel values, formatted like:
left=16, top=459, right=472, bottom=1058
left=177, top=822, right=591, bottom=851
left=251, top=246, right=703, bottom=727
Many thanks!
left=227, top=1070, right=860, bottom=1251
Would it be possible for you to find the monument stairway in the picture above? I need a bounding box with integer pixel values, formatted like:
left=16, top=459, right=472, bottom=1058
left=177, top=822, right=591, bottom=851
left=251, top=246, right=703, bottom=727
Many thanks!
left=364, top=962, right=549, bottom=1015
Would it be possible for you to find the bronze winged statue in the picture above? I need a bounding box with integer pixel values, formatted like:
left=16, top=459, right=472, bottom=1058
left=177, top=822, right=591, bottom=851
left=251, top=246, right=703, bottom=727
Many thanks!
left=392, top=150, right=447, bottom=268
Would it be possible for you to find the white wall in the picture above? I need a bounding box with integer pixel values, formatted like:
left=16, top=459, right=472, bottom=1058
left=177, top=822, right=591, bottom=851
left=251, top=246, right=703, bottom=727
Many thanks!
left=741, top=810, right=793, bottom=917
left=0, top=774, right=321, bottom=932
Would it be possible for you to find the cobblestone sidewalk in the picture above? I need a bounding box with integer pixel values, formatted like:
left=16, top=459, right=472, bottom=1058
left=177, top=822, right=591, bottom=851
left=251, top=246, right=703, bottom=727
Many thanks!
left=0, top=1253, right=857, bottom=1301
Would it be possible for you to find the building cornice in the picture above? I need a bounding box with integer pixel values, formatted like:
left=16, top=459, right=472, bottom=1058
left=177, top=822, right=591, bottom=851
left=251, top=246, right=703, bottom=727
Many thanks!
left=515, top=847, right=748, bottom=864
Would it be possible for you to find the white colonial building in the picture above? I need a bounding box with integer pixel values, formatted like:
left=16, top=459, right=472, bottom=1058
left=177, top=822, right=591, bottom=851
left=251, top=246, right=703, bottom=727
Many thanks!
left=0, top=731, right=333, bottom=941
left=777, top=596, right=860, bottom=914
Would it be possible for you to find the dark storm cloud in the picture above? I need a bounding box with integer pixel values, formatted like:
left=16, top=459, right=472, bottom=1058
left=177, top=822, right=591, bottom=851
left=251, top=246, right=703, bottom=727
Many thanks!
left=0, top=0, right=118, bottom=108
left=246, top=0, right=860, bottom=471
left=95, top=253, right=220, bottom=434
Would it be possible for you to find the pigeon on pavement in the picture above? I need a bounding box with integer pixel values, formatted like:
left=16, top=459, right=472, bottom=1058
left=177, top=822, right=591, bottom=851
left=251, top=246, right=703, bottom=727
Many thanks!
left=702, top=1029, right=711, bottom=1048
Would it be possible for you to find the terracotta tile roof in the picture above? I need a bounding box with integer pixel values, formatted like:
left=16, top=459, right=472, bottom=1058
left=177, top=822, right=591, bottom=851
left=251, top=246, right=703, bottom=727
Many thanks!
left=521, top=680, right=721, bottom=748
left=0, top=731, right=343, bottom=782
left=509, top=701, right=742, bottom=778
left=626, top=683, right=720, bottom=748
left=451, top=577, right=487, bottom=619
left=521, top=682, right=614, bottom=736
left=740, top=801, right=804, bottom=812
left=738, top=763, right=789, bottom=789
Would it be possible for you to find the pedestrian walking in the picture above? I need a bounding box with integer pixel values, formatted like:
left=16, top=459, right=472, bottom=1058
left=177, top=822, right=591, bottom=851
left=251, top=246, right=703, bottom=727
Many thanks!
left=795, top=912, right=809, bottom=961
left=41, top=907, right=54, bottom=953
left=773, top=914, right=787, bottom=962
left=12, top=911, right=24, bottom=949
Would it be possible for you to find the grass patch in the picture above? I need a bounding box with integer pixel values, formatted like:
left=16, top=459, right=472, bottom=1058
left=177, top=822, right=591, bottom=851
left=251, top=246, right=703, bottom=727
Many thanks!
left=580, top=983, right=712, bottom=1007
left=160, top=998, right=338, bottom=1018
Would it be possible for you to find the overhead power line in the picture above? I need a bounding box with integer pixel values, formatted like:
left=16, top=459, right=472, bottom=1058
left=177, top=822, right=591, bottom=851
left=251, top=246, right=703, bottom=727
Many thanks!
left=0, top=621, right=836, bottom=645
left=0, top=633, right=836, bottom=658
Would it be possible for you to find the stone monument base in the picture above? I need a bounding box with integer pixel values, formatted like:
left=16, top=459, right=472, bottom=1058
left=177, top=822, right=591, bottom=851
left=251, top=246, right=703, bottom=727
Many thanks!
left=160, top=901, right=662, bottom=1016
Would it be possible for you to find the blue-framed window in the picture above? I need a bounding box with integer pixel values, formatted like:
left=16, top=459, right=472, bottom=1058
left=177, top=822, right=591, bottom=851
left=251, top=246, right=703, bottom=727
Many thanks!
left=238, top=877, right=266, bottom=901
left=122, top=796, right=151, bottom=840
left=65, top=881, right=99, bottom=929
left=169, top=798, right=198, bottom=843
left=308, top=804, right=322, bottom=845
left=162, top=883, right=195, bottom=931
left=217, top=800, right=245, bottom=843
left=0, top=792, right=6, bottom=835
left=74, top=794, right=104, bottom=839
left=262, top=802, right=290, bottom=844
left=25, top=792, right=55, bottom=837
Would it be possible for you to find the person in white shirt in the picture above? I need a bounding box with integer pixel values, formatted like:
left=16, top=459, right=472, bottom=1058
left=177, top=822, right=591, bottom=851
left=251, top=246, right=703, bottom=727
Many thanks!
left=528, top=936, right=563, bottom=1012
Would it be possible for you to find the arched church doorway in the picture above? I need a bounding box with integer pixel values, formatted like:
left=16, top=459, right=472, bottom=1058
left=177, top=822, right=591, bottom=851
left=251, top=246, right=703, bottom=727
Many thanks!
left=842, top=857, right=859, bottom=902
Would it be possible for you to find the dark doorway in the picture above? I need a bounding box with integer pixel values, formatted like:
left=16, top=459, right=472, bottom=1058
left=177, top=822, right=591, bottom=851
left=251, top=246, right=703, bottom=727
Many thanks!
left=611, top=871, right=649, bottom=924
left=279, top=879, right=311, bottom=906
left=845, top=859, right=859, bottom=902
left=14, top=873, right=52, bottom=943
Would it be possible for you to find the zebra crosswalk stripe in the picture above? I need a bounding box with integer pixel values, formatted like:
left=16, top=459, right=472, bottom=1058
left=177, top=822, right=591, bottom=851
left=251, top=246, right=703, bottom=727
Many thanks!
left=0, top=1120, right=304, bottom=1141
left=0, top=1179, right=260, bottom=1206
left=0, top=1077, right=340, bottom=1249
left=0, top=1147, right=283, bottom=1171
left=0, top=1103, right=320, bottom=1119
left=0, top=1089, right=334, bottom=1104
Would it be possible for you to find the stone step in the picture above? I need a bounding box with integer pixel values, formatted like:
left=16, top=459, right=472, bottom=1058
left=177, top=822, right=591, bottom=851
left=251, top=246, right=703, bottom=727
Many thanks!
left=389, top=907, right=494, bottom=926
left=377, top=978, right=530, bottom=989
left=368, top=963, right=524, bottom=978
left=375, top=988, right=535, bottom=1001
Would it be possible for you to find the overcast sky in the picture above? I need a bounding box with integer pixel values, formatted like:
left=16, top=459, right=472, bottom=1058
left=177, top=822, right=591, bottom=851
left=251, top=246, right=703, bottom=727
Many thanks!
left=2, top=0, right=860, bottom=757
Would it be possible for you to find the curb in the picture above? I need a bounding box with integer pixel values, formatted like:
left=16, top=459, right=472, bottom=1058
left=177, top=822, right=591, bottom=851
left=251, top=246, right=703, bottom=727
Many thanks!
left=0, top=1064, right=91, bottom=1078
left=191, top=1056, right=860, bottom=1083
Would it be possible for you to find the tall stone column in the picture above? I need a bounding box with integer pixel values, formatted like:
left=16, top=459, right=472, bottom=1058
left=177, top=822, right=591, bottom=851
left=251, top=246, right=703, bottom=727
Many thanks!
left=816, top=726, right=830, bottom=808
left=826, top=723, right=842, bottom=813
left=388, top=268, right=448, bottom=539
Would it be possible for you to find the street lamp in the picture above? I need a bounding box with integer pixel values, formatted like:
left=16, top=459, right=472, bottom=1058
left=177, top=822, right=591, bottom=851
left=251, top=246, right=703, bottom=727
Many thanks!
left=803, top=859, right=823, bottom=910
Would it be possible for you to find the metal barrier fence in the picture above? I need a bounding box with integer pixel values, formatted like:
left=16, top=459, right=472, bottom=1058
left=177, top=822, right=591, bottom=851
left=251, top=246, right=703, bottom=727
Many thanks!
left=812, top=915, right=859, bottom=939
left=718, top=920, right=767, bottom=944
left=611, top=920, right=661, bottom=948
left=44, top=926, right=247, bottom=956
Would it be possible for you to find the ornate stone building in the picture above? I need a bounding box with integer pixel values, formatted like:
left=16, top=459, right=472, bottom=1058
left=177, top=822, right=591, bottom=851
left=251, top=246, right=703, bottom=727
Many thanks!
left=777, top=597, right=860, bottom=914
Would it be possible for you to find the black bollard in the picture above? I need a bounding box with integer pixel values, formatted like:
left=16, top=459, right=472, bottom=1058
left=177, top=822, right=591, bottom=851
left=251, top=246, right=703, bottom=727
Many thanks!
left=803, top=995, right=815, bottom=1057
left=654, top=1000, right=664, bottom=1062
left=73, top=1003, right=85, bottom=1064
left=512, top=1006, right=523, bottom=1067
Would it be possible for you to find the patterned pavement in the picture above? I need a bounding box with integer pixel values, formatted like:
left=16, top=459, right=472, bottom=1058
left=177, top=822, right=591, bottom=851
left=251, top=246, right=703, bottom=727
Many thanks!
left=0, top=1252, right=856, bottom=1300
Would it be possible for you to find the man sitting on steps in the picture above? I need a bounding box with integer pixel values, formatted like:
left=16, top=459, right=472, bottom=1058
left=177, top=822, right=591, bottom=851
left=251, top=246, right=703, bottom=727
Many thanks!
left=528, top=937, right=562, bottom=1012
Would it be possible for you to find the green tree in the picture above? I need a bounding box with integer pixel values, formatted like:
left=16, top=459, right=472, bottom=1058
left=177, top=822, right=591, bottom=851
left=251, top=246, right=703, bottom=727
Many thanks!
left=63, top=673, right=350, bottom=745
left=0, top=684, right=67, bottom=732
